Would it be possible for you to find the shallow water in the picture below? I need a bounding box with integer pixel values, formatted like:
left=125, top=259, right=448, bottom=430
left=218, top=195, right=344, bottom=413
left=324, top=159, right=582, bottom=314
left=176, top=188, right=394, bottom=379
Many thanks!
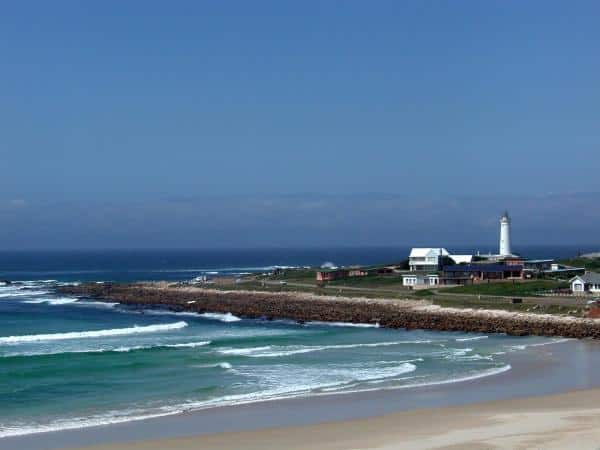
left=0, top=280, right=564, bottom=438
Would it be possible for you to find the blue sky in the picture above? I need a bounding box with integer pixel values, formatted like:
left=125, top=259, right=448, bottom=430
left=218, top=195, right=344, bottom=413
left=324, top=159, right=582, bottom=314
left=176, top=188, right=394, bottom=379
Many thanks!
left=1, top=1, right=599, bottom=249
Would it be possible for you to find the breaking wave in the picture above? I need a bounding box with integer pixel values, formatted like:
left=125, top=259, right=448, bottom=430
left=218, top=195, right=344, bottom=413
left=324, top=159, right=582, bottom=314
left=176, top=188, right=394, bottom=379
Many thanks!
left=1, top=340, right=211, bottom=358
left=192, top=362, right=233, bottom=370
left=217, top=340, right=435, bottom=358
left=455, top=336, right=488, bottom=342
left=23, top=297, right=79, bottom=305
left=306, top=321, right=380, bottom=328
left=199, top=312, right=241, bottom=322
left=0, top=362, right=512, bottom=439
left=0, top=322, right=188, bottom=345
left=0, top=290, right=49, bottom=298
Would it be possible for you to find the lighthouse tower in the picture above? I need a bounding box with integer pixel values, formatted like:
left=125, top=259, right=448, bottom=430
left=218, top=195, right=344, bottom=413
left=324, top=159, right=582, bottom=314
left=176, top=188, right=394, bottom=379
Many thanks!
left=499, top=211, right=512, bottom=256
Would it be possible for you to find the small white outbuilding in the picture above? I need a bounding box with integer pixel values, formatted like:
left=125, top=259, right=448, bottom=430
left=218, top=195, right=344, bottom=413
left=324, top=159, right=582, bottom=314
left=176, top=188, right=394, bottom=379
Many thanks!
left=570, top=273, right=600, bottom=295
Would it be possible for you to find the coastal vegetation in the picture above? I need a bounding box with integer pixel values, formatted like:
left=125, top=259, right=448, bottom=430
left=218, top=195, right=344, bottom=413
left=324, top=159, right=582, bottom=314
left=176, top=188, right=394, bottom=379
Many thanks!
left=264, top=269, right=408, bottom=291
left=430, top=295, right=584, bottom=316
left=266, top=269, right=316, bottom=283
left=443, top=280, right=568, bottom=297
left=558, top=257, right=600, bottom=272
left=326, top=275, right=405, bottom=289
left=191, top=276, right=587, bottom=317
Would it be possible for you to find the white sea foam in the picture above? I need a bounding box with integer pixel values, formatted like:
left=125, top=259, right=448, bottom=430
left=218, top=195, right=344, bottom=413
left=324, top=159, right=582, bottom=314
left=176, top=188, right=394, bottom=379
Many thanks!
left=192, top=361, right=232, bottom=370
left=219, top=346, right=271, bottom=356
left=143, top=310, right=201, bottom=318
left=398, top=364, right=511, bottom=390
left=229, top=362, right=419, bottom=400
left=0, top=362, right=512, bottom=439
left=218, top=340, right=435, bottom=358
left=455, top=336, right=488, bottom=342
left=0, top=408, right=182, bottom=439
left=506, top=338, right=571, bottom=351
left=165, top=341, right=211, bottom=348
left=0, top=322, right=188, bottom=345
left=200, top=312, right=241, bottom=322
left=0, top=290, right=49, bottom=298
left=321, top=364, right=512, bottom=396
left=444, top=348, right=474, bottom=359
left=306, top=321, right=380, bottom=328
left=75, top=301, right=119, bottom=308
left=1, top=340, right=211, bottom=357
left=337, top=362, right=417, bottom=383
left=23, top=297, right=79, bottom=305
left=23, top=279, right=57, bottom=284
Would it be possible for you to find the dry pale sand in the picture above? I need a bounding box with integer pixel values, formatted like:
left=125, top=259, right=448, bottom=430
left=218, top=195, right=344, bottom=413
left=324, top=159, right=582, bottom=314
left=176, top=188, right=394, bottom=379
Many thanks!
left=74, top=388, right=600, bottom=450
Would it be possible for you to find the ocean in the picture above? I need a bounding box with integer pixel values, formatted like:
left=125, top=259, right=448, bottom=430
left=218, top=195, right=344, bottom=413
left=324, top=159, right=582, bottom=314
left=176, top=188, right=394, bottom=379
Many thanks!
left=0, top=247, right=590, bottom=439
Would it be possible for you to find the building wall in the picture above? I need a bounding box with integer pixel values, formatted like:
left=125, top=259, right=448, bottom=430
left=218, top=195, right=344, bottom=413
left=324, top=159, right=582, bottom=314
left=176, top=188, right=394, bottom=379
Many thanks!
left=571, top=280, right=586, bottom=294
left=570, top=278, right=600, bottom=295
left=403, top=275, right=439, bottom=287
left=316, top=270, right=347, bottom=281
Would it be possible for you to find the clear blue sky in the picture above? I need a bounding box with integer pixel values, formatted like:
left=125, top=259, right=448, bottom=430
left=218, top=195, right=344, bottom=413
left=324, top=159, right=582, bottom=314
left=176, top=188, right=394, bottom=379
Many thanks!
left=1, top=1, right=599, bottom=249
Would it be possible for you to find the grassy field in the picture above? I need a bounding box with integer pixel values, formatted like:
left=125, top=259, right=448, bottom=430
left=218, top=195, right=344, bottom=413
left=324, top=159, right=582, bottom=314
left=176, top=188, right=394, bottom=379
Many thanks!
left=211, top=279, right=411, bottom=300
left=430, top=296, right=585, bottom=316
left=265, top=269, right=316, bottom=283
left=191, top=274, right=587, bottom=317
left=558, top=257, right=600, bottom=271
left=261, top=269, right=409, bottom=291
left=326, top=274, right=406, bottom=289
left=442, top=280, right=569, bottom=297
left=205, top=279, right=586, bottom=317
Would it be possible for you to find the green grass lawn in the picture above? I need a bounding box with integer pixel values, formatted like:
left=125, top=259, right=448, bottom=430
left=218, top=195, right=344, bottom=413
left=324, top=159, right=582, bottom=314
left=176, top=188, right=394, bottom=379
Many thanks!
left=558, top=257, right=600, bottom=272
left=326, top=274, right=405, bottom=289
left=443, top=280, right=568, bottom=297
left=207, top=278, right=585, bottom=317
left=430, top=296, right=584, bottom=316
left=264, top=269, right=317, bottom=283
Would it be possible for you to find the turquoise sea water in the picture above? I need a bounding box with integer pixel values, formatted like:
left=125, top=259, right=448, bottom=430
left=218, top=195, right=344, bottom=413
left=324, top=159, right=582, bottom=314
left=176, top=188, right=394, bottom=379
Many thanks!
left=0, top=279, right=566, bottom=439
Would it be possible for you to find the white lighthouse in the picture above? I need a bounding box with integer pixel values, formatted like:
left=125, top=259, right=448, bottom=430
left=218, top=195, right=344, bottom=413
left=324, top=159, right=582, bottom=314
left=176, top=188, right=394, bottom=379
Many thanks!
left=499, top=211, right=512, bottom=256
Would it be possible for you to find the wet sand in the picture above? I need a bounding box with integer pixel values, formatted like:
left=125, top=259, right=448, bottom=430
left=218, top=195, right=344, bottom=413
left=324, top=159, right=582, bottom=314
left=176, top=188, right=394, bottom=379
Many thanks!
left=7, top=338, right=600, bottom=450
left=73, top=388, right=600, bottom=450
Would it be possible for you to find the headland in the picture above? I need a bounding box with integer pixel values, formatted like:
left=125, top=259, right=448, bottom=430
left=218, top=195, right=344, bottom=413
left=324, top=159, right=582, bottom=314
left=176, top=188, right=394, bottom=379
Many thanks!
left=60, top=282, right=600, bottom=339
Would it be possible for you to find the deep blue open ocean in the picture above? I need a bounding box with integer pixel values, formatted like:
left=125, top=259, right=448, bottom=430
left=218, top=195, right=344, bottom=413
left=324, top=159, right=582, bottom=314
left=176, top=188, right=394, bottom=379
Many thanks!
left=0, top=247, right=592, bottom=438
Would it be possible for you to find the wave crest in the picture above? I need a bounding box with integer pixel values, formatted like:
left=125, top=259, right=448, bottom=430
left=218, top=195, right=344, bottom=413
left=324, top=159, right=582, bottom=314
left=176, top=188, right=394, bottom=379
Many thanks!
left=200, top=312, right=241, bottom=322
left=218, top=340, right=435, bottom=358
left=0, top=322, right=188, bottom=345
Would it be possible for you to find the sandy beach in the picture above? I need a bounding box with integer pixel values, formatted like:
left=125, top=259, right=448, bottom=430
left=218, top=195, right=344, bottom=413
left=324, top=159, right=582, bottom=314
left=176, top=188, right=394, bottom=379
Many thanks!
left=73, top=388, right=600, bottom=450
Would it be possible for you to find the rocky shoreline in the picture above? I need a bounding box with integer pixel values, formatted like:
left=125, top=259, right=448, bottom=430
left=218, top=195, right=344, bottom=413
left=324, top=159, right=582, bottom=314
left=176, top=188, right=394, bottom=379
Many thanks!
left=59, top=283, right=600, bottom=339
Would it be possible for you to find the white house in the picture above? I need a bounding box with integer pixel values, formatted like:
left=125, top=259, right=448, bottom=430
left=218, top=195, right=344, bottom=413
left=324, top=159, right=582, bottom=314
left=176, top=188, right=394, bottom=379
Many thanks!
left=408, top=248, right=473, bottom=271
left=570, top=273, right=600, bottom=295
left=402, top=273, right=440, bottom=288
left=409, top=248, right=450, bottom=272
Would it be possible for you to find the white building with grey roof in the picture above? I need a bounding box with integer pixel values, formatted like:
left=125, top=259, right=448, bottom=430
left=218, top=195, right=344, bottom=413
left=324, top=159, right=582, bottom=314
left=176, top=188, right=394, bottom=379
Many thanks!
left=570, top=273, right=600, bottom=295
